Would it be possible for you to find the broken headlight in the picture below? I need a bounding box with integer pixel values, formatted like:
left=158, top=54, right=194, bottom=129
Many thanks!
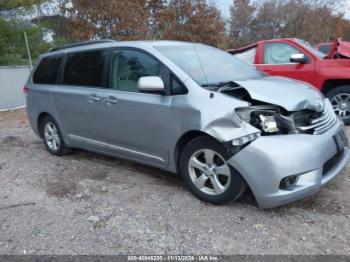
left=236, top=105, right=300, bottom=135
left=256, top=114, right=279, bottom=134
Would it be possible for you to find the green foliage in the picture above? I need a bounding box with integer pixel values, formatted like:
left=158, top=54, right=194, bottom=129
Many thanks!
left=0, top=0, right=44, bottom=12
left=34, top=15, right=74, bottom=46
left=0, top=0, right=52, bottom=66
left=0, top=18, right=51, bottom=66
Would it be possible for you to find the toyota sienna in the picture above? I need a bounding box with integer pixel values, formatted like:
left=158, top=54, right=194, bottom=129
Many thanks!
left=25, top=40, right=349, bottom=208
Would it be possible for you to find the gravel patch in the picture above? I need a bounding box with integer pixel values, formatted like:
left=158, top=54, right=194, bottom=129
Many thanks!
left=0, top=109, right=349, bottom=255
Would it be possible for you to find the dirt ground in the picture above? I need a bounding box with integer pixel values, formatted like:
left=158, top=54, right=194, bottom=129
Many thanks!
left=0, top=109, right=350, bottom=255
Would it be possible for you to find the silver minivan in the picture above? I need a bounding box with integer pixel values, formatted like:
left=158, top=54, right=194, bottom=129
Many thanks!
left=26, top=40, right=349, bottom=208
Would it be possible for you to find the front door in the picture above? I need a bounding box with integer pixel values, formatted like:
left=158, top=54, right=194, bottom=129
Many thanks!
left=101, top=49, right=173, bottom=167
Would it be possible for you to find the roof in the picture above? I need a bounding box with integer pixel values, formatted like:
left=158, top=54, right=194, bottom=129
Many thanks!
left=226, top=38, right=299, bottom=53
left=49, top=39, right=116, bottom=52
left=43, top=40, right=193, bottom=58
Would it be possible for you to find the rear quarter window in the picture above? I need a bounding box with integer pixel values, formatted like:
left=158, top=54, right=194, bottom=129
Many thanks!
left=318, top=44, right=331, bottom=54
left=33, top=55, right=62, bottom=84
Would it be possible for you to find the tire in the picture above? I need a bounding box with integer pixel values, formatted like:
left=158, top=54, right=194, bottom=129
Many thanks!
left=179, top=136, right=246, bottom=205
left=326, top=85, right=350, bottom=125
left=39, top=115, right=71, bottom=156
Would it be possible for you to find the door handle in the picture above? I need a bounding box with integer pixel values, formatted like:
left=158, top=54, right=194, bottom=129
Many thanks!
left=88, top=94, right=101, bottom=103
left=104, top=96, right=118, bottom=105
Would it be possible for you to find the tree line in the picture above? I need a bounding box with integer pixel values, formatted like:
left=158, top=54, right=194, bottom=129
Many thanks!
left=1, top=0, right=350, bottom=65
left=229, top=0, right=350, bottom=48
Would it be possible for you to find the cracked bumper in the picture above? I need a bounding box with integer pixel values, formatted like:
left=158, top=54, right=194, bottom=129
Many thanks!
left=227, top=119, right=349, bottom=209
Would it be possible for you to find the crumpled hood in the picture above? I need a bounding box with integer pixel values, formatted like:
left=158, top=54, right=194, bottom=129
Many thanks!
left=327, top=38, right=350, bottom=59
left=234, top=76, right=324, bottom=112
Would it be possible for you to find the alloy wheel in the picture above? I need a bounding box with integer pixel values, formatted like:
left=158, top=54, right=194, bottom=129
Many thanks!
left=330, top=93, right=350, bottom=118
left=44, top=122, right=60, bottom=151
left=188, top=149, right=231, bottom=196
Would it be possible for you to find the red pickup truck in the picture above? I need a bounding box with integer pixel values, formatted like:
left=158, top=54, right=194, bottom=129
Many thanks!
left=228, top=38, right=350, bottom=123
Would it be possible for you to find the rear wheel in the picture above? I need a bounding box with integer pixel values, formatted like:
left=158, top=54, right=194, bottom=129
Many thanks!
left=326, top=85, right=350, bottom=125
left=179, top=136, right=246, bottom=205
left=40, top=115, right=71, bottom=156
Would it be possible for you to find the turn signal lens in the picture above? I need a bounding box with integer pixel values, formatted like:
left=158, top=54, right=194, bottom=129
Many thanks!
left=232, top=132, right=260, bottom=146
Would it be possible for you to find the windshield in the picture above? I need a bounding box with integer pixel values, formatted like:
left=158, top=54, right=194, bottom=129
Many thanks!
left=155, top=44, right=265, bottom=87
left=295, top=39, right=327, bottom=59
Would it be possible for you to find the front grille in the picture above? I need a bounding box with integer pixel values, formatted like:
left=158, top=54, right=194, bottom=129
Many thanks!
left=298, top=100, right=338, bottom=135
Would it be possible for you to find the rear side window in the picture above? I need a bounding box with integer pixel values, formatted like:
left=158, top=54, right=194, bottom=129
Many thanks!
left=63, top=50, right=105, bottom=87
left=33, top=56, right=62, bottom=84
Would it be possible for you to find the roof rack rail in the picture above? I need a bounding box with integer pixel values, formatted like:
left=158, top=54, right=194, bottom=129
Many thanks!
left=49, top=39, right=115, bottom=52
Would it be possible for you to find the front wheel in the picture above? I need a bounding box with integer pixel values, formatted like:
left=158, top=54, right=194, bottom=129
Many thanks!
left=179, top=136, right=246, bottom=205
left=326, top=85, right=350, bottom=125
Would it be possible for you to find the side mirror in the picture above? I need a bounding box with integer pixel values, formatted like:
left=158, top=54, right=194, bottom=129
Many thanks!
left=290, top=53, right=307, bottom=64
left=138, top=76, right=165, bottom=93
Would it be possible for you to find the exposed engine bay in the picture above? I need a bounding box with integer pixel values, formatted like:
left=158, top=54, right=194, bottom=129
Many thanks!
left=235, top=104, right=323, bottom=135
left=219, top=82, right=332, bottom=136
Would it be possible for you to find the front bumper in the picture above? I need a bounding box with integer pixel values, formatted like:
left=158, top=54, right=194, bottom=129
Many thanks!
left=227, top=119, right=350, bottom=209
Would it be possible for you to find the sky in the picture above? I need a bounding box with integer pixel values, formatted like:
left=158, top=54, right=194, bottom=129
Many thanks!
left=211, top=0, right=350, bottom=20
left=347, top=0, right=350, bottom=18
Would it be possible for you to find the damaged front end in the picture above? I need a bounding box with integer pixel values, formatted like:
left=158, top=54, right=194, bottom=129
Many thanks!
left=213, top=77, right=349, bottom=209
left=221, top=76, right=336, bottom=136
left=235, top=100, right=337, bottom=136
left=327, top=38, right=350, bottom=59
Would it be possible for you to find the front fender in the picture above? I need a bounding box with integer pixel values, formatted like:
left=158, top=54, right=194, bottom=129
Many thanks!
left=202, top=110, right=260, bottom=142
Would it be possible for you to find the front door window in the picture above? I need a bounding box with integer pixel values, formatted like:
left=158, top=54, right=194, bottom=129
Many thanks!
left=111, top=50, right=163, bottom=92
left=263, top=43, right=300, bottom=64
